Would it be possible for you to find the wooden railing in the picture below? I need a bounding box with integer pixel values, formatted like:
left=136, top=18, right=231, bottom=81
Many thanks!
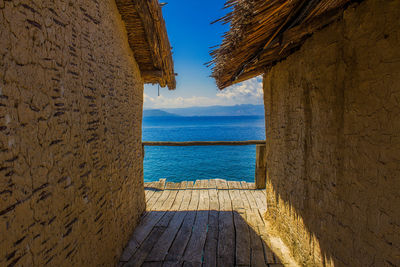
left=142, top=140, right=267, bottom=189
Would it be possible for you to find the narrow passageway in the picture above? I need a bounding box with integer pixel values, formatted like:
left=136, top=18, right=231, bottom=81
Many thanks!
left=119, top=179, right=297, bottom=267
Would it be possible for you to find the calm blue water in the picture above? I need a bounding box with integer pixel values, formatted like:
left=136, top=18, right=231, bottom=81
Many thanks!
left=142, top=116, right=265, bottom=183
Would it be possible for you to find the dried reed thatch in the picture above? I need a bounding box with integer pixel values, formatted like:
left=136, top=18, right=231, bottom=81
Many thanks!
left=210, top=0, right=355, bottom=89
left=116, top=0, right=176, bottom=90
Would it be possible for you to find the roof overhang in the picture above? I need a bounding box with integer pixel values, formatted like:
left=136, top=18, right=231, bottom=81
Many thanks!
left=116, top=0, right=176, bottom=90
left=210, top=0, right=357, bottom=89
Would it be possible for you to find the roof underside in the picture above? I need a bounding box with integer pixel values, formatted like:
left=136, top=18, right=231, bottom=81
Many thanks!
left=210, top=0, right=355, bottom=89
left=116, top=0, right=176, bottom=90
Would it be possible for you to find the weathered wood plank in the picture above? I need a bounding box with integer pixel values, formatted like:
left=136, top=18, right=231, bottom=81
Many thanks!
left=161, top=262, right=178, bottom=267
left=253, top=190, right=267, bottom=207
left=123, top=182, right=180, bottom=264
left=144, top=181, right=156, bottom=191
left=145, top=188, right=156, bottom=203
left=203, top=186, right=219, bottom=267
left=201, top=179, right=208, bottom=188
left=246, top=207, right=268, bottom=267
left=158, top=178, right=167, bottom=190
left=247, top=182, right=256, bottom=190
left=228, top=181, right=251, bottom=266
left=228, top=181, right=243, bottom=210
left=119, top=211, right=161, bottom=262
left=215, top=179, right=228, bottom=190
left=239, top=184, right=268, bottom=267
left=154, top=184, right=182, bottom=228
left=202, top=179, right=209, bottom=189
left=245, top=187, right=263, bottom=215
left=222, top=179, right=230, bottom=190
left=258, top=226, right=278, bottom=264
left=227, top=181, right=235, bottom=190
left=152, top=190, right=172, bottom=211
left=144, top=181, right=162, bottom=202
left=165, top=186, right=200, bottom=264
left=233, top=211, right=251, bottom=266
left=178, top=181, right=188, bottom=191
left=250, top=189, right=266, bottom=214
left=146, top=189, right=165, bottom=211
left=182, top=188, right=209, bottom=266
left=141, top=261, right=162, bottom=267
left=215, top=179, right=224, bottom=189
left=145, top=183, right=192, bottom=262
left=125, top=226, right=165, bottom=267
left=241, top=181, right=248, bottom=189
left=208, top=179, right=217, bottom=189
left=194, top=179, right=202, bottom=189
left=165, top=181, right=176, bottom=190
left=241, top=183, right=258, bottom=210
left=124, top=186, right=176, bottom=265
left=249, top=225, right=268, bottom=267
left=239, top=182, right=251, bottom=210
left=187, top=181, right=194, bottom=189
left=217, top=180, right=235, bottom=267
left=120, top=187, right=171, bottom=262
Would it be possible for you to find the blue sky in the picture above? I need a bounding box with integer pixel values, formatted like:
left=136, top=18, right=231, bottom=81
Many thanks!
left=144, top=0, right=263, bottom=109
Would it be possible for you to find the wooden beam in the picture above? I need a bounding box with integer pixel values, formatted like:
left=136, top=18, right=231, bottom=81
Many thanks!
left=132, top=0, right=175, bottom=90
left=142, top=70, right=165, bottom=86
left=142, top=70, right=163, bottom=79
left=255, top=144, right=267, bottom=189
left=142, top=140, right=266, bottom=146
left=132, top=0, right=163, bottom=70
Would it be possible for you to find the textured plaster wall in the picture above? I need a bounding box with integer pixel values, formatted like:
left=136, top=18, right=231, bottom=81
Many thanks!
left=0, top=0, right=145, bottom=266
left=263, top=0, right=400, bottom=266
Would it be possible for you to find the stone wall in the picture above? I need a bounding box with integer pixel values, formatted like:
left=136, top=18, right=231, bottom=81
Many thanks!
left=0, top=1, right=145, bottom=266
left=263, top=0, right=400, bottom=266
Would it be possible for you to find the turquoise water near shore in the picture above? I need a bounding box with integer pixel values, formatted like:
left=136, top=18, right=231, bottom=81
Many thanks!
left=142, top=116, right=265, bottom=183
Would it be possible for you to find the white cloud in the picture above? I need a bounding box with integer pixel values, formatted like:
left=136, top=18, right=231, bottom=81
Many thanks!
left=143, top=76, right=263, bottom=109
left=216, top=76, right=263, bottom=102
left=143, top=94, right=223, bottom=108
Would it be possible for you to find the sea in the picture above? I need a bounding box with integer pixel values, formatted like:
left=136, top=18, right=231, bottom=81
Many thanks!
left=142, top=116, right=265, bottom=183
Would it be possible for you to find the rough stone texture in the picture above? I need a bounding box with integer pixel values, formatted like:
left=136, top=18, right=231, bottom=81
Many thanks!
left=0, top=1, right=145, bottom=266
left=263, top=0, right=400, bottom=266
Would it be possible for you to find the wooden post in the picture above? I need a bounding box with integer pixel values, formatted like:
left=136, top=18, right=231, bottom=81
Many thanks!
left=255, top=144, right=267, bottom=189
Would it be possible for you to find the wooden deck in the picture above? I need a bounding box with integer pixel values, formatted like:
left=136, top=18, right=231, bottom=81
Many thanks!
left=119, top=179, right=291, bottom=267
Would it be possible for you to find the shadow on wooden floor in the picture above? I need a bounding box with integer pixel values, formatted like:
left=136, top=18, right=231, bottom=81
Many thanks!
left=120, top=179, right=297, bottom=267
left=119, top=210, right=284, bottom=267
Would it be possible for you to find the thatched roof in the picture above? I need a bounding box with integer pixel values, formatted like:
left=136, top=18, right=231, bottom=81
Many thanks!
left=210, top=0, right=355, bottom=89
left=116, top=0, right=176, bottom=90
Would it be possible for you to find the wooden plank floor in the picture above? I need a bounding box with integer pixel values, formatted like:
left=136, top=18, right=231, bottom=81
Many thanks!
left=119, top=179, right=286, bottom=267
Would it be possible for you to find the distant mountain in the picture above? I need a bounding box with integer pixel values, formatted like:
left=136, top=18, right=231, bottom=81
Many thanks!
left=144, top=104, right=265, bottom=117
left=142, top=109, right=180, bottom=117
